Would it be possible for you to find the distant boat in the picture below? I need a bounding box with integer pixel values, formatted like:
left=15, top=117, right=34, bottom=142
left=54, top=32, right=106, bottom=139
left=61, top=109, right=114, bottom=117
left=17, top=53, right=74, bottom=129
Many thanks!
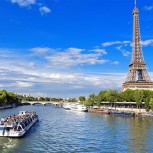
left=0, top=111, right=38, bottom=137
left=110, top=110, right=135, bottom=117
left=63, top=104, right=71, bottom=110
left=70, top=104, right=88, bottom=112
left=88, top=109, right=110, bottom=115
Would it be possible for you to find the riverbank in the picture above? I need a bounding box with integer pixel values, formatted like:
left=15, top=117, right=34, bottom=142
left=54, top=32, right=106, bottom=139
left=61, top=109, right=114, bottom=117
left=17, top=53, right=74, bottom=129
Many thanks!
left=88, top=107, right=153, bottom=118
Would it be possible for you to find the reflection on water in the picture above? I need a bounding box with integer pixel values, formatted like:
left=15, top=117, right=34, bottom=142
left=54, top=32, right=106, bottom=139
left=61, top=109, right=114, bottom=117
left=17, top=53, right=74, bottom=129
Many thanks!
left=128, top=117, right=153, bottom=153
left=0, top=106, right=153, bottom=152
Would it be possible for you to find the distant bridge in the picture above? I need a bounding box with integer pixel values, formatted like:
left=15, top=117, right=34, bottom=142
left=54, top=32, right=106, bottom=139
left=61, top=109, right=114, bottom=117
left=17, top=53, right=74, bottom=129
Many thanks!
left=21, top=101, right=62, bottom=106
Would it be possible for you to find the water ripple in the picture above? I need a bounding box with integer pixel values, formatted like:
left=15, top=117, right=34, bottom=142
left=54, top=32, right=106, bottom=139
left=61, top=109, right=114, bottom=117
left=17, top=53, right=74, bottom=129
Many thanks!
left=1, top=106, right=153, bottom=153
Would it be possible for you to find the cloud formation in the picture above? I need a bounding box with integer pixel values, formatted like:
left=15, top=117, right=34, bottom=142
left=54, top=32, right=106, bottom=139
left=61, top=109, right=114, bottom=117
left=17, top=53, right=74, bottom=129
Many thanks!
left=0, top=66, right=126, bottom=97
left=141, top=39, right=153, bottom=46
left=102, top=41, right=122, bottom=47
left=10, top=0, right=51, bottom=15
left=30, top=47, right=112, bottom=67
left=10, top=0, right=36, bottom=7
left=144, top=5, right=153, bottom=11
left=39, top=6, right=51, bottom=15
left=102, top=41, right=131, bottom=47
left=0, top=47, right=122, bottom=97
left=101, top=39, right=153, bottom=57
left=30, top=47, right=53, bottom=54
left=116, top=46, right=131, bottom=57
left=101, top=41, right=131, bottom=57
left=0, top=45, right=153, bottom=97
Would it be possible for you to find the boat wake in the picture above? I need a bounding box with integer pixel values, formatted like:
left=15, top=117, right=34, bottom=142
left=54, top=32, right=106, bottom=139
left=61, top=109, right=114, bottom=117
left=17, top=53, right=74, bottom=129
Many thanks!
left=0, top=138, right=18, bottom=153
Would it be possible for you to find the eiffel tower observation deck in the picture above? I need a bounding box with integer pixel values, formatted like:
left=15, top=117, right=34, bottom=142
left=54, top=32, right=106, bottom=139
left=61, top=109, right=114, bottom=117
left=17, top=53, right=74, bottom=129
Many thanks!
left=122, top=0, right=153, bottom=91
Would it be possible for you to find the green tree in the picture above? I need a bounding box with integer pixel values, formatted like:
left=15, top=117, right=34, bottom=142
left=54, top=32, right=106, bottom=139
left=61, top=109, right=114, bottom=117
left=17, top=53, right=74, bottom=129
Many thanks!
left=79, top=96, right=86, bottom=102
left=39, top=97, right=45, bottom=101
left=119, top=89, right=135, bottom=102
left=98, top=90, right=109, bottom=102
left=93, top=95, right=101, bottom=107
left=144, top=96, right=150, bottom=112
left=133, top=90, right=144, bottom=110
left=143, top=90, right=153, bottom=111
left=84, top=98, right=94, bottom=106
left=149, top=98, right=153, bottom=111
left=68, top=98, right=78, bottom=102
left=0, top=95, right=5, bottom=106
left=71, top=98, right=78, bottom=102
left=0, top=90, right=22, bottom=106
left=107, top=89, right=118, bottom=108
left=89, top=93, right=95, bottom=99
left=1, top=90, right=8, bottom=105
left=45, top=97, right=50, bottom=101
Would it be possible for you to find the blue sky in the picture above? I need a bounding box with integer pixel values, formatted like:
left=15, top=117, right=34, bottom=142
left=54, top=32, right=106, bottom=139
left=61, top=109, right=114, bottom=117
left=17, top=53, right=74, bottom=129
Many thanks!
left=0, top=0, right=153, bottom=98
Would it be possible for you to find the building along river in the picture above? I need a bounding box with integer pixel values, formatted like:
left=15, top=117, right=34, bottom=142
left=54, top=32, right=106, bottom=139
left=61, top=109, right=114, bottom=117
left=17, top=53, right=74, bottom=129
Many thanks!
left=0, top=105, right=153, bottom=153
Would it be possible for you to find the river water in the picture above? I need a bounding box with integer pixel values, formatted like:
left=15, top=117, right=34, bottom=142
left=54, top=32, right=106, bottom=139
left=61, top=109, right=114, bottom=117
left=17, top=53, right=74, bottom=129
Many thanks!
left=0, top=105, right=153, bottom=153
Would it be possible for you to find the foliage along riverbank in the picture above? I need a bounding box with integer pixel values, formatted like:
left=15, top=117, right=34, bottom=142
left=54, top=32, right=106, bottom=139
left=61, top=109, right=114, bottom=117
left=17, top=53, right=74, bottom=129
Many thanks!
left=1, top=89, right=153, bottom=112
left=80, top=89, right=153, bottom=112
left=0, top=90, right=22, bottom=107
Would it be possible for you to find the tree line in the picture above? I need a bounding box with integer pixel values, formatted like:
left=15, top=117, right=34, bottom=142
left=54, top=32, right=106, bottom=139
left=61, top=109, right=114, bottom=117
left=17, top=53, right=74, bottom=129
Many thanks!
left=2, top=89, right=153, bottom=111
left=79, top=89, right=153, bottom=111
left=0, top=90, right=22, bottom=106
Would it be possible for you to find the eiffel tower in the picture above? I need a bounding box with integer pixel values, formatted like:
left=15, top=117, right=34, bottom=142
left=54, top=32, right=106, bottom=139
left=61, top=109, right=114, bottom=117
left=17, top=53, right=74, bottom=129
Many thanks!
left=122, top=0, right=153, bottom=91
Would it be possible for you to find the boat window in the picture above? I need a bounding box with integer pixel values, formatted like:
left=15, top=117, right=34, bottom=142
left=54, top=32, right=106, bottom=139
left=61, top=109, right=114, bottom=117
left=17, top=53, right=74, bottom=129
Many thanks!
left=18, top=126, right=22, bottom=131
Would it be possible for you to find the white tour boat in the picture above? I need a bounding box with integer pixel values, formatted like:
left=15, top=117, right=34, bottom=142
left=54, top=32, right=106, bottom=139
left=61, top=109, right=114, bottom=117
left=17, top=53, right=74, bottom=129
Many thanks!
left=70, top=104, right=88, bottom=112
left=0, top=111, right=38, bottom=137
left=62, top=103, right=71, bottom=110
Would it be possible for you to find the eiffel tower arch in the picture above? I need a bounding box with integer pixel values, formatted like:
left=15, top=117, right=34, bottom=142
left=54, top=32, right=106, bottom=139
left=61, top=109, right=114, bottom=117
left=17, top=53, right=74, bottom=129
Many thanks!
left=122, top=0, right=153, bottom=91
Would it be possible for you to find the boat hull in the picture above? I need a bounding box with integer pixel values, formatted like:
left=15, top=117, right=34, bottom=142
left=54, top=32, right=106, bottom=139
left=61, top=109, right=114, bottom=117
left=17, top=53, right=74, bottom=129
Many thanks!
left=0, top=117, right=38, bottom=137
left=88, top=109, right=110, bottom=114
left=70, top=104, right=88, bottom=112
left=110, top=111, right=135, bottom=117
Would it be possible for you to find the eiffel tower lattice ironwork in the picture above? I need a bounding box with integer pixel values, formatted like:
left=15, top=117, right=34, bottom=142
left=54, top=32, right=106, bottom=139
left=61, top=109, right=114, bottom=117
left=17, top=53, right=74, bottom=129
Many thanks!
left=122, top=0, right=153, bottom=91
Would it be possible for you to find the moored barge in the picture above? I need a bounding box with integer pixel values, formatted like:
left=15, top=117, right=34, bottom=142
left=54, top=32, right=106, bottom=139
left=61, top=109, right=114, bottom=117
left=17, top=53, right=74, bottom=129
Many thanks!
left=88, top=109, right=110, bottom=114
left=110, top=110, right=135, bottom=117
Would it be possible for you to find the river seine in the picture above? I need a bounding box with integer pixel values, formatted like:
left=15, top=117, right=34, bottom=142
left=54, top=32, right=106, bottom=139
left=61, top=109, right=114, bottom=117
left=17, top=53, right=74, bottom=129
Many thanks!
left=0, top=105, right=153, bottom=153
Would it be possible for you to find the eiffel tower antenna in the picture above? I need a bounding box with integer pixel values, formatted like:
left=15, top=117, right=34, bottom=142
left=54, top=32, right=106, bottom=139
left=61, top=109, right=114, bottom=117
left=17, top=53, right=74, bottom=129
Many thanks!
left=134, top=0, right=137, bottom=8
left=122, top=0, right=153, bottom=91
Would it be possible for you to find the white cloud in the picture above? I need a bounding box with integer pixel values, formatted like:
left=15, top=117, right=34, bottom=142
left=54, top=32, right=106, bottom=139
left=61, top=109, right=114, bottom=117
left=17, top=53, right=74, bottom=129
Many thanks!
left=90, top=48, right=107, bottom=55
left=144, top=5, right=153, bottom=11
left=122, top=50, right=131, bottom=57
left=45, top=47, right=109, bottom=67
left=141, top=39, right=153, bottom=46
left=0, top=65, right=127, bottom=97
left=122, top=41, right=131, bottom=45
left=0, top=49, right=17, bottom=58
left=10, top=0, right=51, bottom=15
left=0, top=47, right=122, bottom=97
left=102, top=41, right=131, bottom=57
left=66, top=48, right=83, bottom=54
left=102, top=39, right=153, bottom=57
left=0, top=47, right=143, bottom=97
left=116, top=46, right=131, bottom=57
left=39, top=6, right=51, bottom=15
left=11, top=0, right=36, bottom=7
left=0, top=47, right=153, bottom=97
left=112, top=61, right=119, bottom=65
left=102, top=41, right=121, bottom=47
left=102, top=41, right=131, bottom=47
left=0, top=47, right=110, bottom=70
left=30, top=47, right=54, bottom=54
left=16, top=81, right=33, bottom=87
